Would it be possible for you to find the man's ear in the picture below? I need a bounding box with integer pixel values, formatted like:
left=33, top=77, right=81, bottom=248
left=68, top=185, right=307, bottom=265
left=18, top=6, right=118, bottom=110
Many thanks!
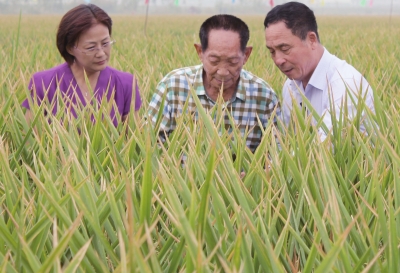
left=194, top=43, right=202, bottom=58
left=243, top=46, right=253, bottom=63
left=308, top=32, right=319, bottom=47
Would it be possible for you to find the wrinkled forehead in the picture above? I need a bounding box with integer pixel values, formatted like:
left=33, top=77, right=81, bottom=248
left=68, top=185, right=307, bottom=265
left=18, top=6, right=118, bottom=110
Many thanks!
left=265, top=22, right=298, bottom=44
left=206, top=29, right=241, bottom=48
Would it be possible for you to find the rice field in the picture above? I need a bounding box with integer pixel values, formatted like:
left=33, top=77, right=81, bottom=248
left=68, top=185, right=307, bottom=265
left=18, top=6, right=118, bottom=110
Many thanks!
left=0, top=13, right=400, bottom=272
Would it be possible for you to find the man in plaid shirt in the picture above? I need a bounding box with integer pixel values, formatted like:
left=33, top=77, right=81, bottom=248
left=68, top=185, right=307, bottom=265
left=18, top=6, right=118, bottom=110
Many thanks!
left=148, top=14, right=280, bottom=152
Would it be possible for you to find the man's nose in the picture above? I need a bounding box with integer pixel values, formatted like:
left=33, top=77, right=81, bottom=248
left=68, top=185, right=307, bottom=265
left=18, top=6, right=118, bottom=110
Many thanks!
left=273, top=52, right=286, bottom=67
left=217, top=67, right=229, bottom=77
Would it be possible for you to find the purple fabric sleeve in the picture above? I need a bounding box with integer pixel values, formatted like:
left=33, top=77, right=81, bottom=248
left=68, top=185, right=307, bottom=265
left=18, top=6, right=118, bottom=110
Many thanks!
left=135, top=79, right=142, bottom=111
left=21, top=78, right=33, bottom=109
left=22, top=69, right=55, bottom=111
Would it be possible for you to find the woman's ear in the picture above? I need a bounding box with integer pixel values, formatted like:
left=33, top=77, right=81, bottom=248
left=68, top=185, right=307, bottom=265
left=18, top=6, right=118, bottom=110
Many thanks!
left=67, top=46, right=75, bottom=56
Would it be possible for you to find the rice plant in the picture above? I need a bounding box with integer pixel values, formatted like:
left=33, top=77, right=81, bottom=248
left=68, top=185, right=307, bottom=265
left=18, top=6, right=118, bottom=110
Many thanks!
left=0, top=14, right=399, bottom=272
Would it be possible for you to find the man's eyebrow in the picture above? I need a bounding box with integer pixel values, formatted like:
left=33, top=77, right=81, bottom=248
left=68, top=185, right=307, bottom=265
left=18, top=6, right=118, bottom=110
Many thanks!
left=208, top=55, right=240, bottom=60
left=266, top=43, right=290, bottom=49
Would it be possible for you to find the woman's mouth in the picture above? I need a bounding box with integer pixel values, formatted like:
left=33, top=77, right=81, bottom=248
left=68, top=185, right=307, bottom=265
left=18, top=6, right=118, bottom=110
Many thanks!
left=95, top=60, right=106, bottom=65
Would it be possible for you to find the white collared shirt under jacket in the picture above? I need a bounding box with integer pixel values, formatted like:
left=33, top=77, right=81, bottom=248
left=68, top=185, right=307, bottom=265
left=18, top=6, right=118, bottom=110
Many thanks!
left=281, top=48, right=375, bottom=141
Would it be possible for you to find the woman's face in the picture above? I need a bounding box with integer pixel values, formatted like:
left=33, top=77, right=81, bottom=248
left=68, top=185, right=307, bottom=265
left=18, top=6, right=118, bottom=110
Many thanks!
left=69, top=23, right=112, bottom=75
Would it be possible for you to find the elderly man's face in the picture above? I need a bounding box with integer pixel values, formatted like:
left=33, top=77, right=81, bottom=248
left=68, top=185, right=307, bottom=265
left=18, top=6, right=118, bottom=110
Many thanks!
left=195, top=29, right=252, bottom=95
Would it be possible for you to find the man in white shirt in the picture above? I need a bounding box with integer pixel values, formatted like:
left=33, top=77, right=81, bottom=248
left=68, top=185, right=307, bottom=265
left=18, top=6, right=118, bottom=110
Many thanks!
left=264, top=1, right=374, bottom=140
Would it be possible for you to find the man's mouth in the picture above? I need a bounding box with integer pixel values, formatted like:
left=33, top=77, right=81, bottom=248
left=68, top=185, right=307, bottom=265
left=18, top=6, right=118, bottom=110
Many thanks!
left=282, top=68, right=293, bottom=74
left=214, top=78, right=231, bottom=84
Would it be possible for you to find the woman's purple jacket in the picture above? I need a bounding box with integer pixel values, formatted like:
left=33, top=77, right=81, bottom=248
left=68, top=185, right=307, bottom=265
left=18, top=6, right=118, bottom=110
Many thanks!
left=22, top=63, right=142, bottom=126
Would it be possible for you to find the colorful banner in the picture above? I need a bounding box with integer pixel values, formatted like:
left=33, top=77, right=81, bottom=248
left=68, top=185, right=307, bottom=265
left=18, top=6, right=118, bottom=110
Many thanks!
left=369, top=0, right=373, bottom=7
left=145, top=0, right=149, bottom=4
left=360, top=0, right=367, bottom=6
left=269, top=0, right=274, bottom=7
left=174, top=0, right=179, bottom=6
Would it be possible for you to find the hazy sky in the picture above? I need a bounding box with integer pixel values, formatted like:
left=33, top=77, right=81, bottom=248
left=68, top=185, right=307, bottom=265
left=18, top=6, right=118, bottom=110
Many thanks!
left=0, top=0, right=398, bottom=15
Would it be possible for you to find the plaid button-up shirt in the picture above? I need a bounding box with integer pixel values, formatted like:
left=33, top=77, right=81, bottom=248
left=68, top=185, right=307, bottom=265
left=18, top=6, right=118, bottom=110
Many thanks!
left=148, top=65, right=280, bottom=152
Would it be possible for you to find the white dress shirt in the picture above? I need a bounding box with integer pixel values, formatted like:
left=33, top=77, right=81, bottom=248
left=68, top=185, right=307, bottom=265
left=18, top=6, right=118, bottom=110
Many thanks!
left=281, top=48, right=374, bottom=140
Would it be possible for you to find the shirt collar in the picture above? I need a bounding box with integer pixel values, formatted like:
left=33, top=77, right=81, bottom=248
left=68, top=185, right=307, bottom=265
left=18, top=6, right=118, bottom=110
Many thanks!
left=193, top=64, right=246, bottom=102
left=95, top=66, right=111, bottom=91
left=307, top=48, right=332, bottom=91
left=236, top=70, right=247, bottom=101
left=61, top=62, right=74, bottom=84
left=63, top=62, right=110, bottom=93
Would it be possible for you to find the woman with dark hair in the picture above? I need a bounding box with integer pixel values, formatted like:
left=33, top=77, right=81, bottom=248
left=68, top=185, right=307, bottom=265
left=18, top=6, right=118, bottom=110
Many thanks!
left=22, top=4, right=141, bottom=126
